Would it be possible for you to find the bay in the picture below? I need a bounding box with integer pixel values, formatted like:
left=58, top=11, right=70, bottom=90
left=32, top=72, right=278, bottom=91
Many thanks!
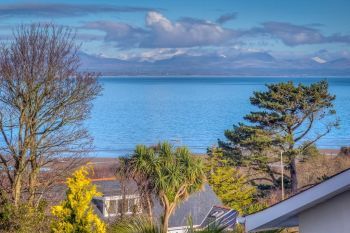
left=86, top=77, right=350, bottom=156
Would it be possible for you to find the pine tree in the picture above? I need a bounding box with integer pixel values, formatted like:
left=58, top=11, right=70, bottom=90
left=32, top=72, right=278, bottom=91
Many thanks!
left=51, top=166, right=106, bottom=233
left=220, top=81, right=338, bottom=194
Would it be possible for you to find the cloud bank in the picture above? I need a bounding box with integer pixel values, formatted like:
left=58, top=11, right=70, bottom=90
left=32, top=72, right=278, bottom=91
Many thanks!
left=84, top=12, right=350, bottom=49
left=0, top=3, right=159, bottom=17
left=249, top=22, right=350, bottom=46
left=85, top=12, right=238, bottom=48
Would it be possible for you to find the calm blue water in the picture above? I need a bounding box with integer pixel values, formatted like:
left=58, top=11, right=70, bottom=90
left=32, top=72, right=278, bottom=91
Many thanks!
left=86, top=77, right=350, bottom=156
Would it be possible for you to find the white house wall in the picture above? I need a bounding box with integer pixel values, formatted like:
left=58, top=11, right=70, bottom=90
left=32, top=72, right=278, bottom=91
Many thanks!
left=299, top=190, right=350, bottom=233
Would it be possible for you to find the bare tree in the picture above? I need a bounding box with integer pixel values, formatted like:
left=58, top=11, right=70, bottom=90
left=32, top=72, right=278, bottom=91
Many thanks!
left=0, top=23, right=102, bottom=207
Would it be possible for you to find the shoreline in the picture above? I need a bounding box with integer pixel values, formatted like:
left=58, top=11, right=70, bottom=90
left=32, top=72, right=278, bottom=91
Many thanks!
left=98, top=75, right=350, bottom=78
left=81, top=149, right=340, bottom=160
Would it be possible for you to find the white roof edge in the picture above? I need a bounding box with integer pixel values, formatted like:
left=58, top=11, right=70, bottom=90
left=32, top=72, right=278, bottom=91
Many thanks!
left=245, top=168, right=350, bottom=232
left=168, top=225, right=199, bottom=230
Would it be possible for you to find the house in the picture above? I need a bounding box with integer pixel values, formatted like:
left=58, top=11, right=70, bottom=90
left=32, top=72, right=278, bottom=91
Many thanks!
left=92, top=194, right=142, bottom=218
left=91, top=181, right=237, bottom=233
left=92, top=180, right=141, bottom=219
left=244, top=168, right=350, bottom=233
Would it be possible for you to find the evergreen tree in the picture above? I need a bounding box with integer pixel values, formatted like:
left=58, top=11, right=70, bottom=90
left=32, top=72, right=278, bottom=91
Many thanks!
left=206, top=148, right=261, bottom=215
left=220, top=81, right=338, bottom=194
left=51, top=166, right=106, bottom=233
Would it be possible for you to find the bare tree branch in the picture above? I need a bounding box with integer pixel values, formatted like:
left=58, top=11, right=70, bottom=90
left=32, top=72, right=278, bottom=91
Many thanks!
left=0, top=23, right=101, bottom=207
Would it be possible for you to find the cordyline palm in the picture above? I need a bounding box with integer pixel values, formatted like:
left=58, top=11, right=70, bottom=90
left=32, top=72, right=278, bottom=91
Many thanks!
left=123, top=142, right=206, bottom=233
left=110, top=217, right=226, bottom=233
left=110, top=217, right=163, bottom=233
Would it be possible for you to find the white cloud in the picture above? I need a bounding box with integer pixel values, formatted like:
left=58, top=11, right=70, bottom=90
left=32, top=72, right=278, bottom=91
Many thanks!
left=146, top=11, right=173, bottom=31
left=141, top=11, right=236, bottom=48
left=312, top=56, right=327, bottom=63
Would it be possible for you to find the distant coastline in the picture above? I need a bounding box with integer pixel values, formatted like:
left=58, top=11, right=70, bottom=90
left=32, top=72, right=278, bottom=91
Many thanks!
left=98, top=75, right=350, bottom=78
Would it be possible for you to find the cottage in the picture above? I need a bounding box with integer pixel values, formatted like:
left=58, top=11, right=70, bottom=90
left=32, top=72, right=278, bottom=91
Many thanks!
left=91, top=181, right=237, bottom=233
left=244, top=168, right=350, bottom=233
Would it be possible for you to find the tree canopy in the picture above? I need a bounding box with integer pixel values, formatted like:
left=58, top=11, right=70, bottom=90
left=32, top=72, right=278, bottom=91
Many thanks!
left=206, top=148, right=258, bottom=215
left=219, top=80, right=337, bottom=194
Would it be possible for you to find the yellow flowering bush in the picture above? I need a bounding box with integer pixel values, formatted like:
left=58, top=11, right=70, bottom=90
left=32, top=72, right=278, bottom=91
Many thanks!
left=51, top=166, right=106, bottom=233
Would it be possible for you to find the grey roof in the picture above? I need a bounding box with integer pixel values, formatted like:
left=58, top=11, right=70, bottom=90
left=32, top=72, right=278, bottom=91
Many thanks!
left=153, top=184, right=223, bottom=228
left=94, top=180, right=138, bottom=196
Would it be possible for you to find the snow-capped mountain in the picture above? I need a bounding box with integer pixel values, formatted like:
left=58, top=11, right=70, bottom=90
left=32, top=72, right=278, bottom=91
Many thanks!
left=79, top=51, right=350, bottom=76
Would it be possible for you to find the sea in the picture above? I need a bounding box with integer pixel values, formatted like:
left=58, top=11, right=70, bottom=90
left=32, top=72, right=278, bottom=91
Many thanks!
left=86, top=77, right=350, bottom=157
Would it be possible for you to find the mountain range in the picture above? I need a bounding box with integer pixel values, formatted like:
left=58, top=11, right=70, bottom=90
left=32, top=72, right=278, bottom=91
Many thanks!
left=79, top=52, right=350, bottom=76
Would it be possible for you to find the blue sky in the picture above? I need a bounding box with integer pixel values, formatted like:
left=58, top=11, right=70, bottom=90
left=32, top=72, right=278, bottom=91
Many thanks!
left=1, top=0, right=350, bottom=62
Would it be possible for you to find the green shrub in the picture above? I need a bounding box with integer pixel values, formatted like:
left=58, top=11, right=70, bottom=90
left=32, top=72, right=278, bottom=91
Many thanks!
left=0, top=198, right=50, bottom=233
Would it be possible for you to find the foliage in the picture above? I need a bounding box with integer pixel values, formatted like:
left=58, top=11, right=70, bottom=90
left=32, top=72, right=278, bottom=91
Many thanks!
left=108, top=216, right=227, bottom=233
left=300, top=141, right=321, bottom=159
left=0, top=191, right=50, bottom=233
left=338, top=146, right=350, bottom=156
left=206, top=148, right=257, bottom=215
left=187, top=218, right=226, bottom=233
left=209, top=167, right=257, bottom=214
left=219, top=81, right=337, bottom=193
left=51, top=166, right=106, bottom=233
left=120, top=142, right=206, bottom=232
left=298, top=155, right=350, bottom=190
left=108, top=217, right=164, bottom=233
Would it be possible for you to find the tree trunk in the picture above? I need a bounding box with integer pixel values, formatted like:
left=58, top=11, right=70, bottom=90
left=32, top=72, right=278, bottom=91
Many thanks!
left=290, top=157, right=298, bottom=194
left=162, top=206, right=171, bottom=233
left=13, top=174, right=23, bottom=207
left=28, top=167, right=39, bottom=206
left=146, top=195, right=153, bottom=222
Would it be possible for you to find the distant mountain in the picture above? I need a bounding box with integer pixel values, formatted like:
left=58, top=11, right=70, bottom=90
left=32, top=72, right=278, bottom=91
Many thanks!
left=235, top=52, right=276, bottom=62
left=229, top=52, right=277, bottom=68
left=79, top=52, right=136, bottom=72
left=78, top=52, right=350, bottom=76
left=324, top=58, right=350, bottom=69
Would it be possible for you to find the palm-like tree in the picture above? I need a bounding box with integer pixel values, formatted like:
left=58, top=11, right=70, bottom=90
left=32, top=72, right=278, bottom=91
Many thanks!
left=118, top=142, right=206, bottom=233
left=109, top=217, right=226, bottom=233
left=154, top=143, right=205, bottom=232
left=109, top=217, right=163, bottom=233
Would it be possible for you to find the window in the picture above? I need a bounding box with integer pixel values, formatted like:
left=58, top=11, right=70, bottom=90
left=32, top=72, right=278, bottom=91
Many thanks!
left=128, top=198, right=139, bottom=214
left=107, top=200, right=117, bottom=215
left=118, top=199, right=128, bottom=214
left=103, top=196, right=142, bottom=216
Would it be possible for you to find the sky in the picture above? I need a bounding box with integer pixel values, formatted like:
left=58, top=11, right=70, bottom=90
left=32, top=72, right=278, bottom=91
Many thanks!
left=0, top=0, right=350, bottom=63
